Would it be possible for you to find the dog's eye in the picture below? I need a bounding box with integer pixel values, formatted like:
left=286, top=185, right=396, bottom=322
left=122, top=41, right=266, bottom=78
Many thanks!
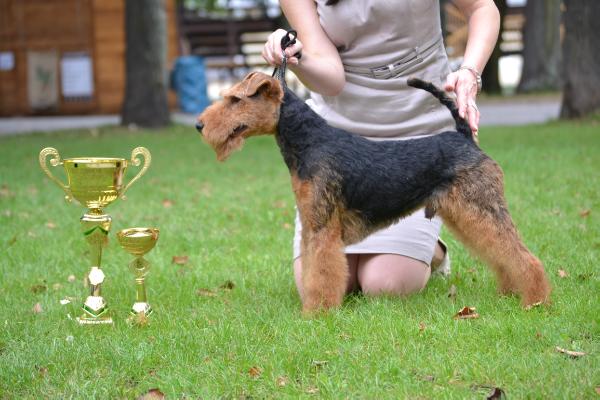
left=229, top=96, right=241, bottom=104
left=249, top=92, right=261, bottom=99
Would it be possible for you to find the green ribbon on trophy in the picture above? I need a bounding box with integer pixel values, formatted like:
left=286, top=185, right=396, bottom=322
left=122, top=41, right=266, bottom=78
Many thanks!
left=39, top=147, right=158, bottom=325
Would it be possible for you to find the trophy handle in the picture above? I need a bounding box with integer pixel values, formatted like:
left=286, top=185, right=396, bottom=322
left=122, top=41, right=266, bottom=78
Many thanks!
left=121, top=147, right=151, bottom=199
left=39, top=147, right=73, bottom=201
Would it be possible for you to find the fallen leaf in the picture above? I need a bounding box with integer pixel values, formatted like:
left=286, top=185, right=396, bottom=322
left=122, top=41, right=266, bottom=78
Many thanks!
left=197, top=288, right=217, bottom=297
left=30, top=284, right=47, bottom=294
left=162, top=199, right=174, bottom=208
left=46, top=221, right=57, bottom=229
left=486, top=387, right=506, bottom=399
left=311, top=360, right=328, bottom=368
left=555, top=346, right=586, bottom=358
left=282, top=223, right=292, bottom=230
left=579, top=209, right=591, bottom=218
left=419, top=322, right=426, bottom=332
left=172, top=255, right=189, bottom=265
left=37, top=366, right=49, bottom=377
left=272, top=200, right=287, bottom=209
left=136, top=388, right=165, bottom=400
left=447, top=284, right=457, bottom=300
left=306, top=386, right=319, bottom=394
left=219, top=280, right=235, bottom=290
left=577, top=272, right=593, bottom=281
left=453, top=306, right=479, bottom=320
left=558, top=269, right=568, bottom=278
left=67, top=274, right=76, bottom=282
left=535, top=332, right=542, bottom=339
left=595, top=387, right=600, bottom=395
left=0, top=185, right=14, bottom=198
left=276, top=376, right=289, bottom=387
left=32, top=303, right=43, bottom=314
left=248, top=366, right=262, bottom=378
left=420, top=374, right=435, bottom=382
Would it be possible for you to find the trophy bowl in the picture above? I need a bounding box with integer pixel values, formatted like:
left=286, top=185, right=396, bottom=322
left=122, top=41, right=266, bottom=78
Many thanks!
left=63, top=157, right=127, bottom=210
left=117, top=227, right=159, bottom=257
left=40, top=147, right=151, bottom=210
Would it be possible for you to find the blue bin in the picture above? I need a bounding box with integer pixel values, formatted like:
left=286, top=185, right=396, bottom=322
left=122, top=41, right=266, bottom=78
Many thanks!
left=171, top=56, right=210, bottom=114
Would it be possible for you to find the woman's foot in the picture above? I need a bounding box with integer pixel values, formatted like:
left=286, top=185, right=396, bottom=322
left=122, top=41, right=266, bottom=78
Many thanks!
left=431, top=239, right=451, bottom=277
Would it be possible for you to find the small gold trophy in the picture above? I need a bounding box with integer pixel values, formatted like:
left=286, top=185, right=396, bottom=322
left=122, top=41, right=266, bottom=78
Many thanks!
left=116, top=228, right=159, bottom=318
left=39, top=147, right=151, bottom=325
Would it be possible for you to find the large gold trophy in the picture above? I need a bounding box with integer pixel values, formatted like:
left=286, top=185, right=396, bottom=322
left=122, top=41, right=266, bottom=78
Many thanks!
left=39, top=147, right=151, bottom=325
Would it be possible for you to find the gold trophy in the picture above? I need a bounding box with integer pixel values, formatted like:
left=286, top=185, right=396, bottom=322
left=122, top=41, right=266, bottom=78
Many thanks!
left=39, top=147, right=151, bottom=325
left=116, top=228, right=159, bottom=318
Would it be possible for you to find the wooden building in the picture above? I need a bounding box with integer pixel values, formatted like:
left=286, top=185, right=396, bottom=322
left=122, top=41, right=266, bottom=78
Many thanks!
left=0, top=0, right=179, bottom=116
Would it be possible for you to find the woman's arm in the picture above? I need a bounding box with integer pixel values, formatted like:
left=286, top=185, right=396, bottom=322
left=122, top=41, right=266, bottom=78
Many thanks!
left=445, top=0, right=500, bottom=135
left=262, top=0, right=345, bottom=96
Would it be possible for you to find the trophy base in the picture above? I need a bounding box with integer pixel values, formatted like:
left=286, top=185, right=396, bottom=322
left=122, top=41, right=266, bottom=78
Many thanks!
left=131, top=302, right=153, bottom=316
left=77, top=315, right=114, bottom=325
left=78, top=296, right=113, bottom=325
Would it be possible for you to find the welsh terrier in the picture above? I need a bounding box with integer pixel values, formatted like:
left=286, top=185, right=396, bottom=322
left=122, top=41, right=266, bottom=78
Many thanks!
left=196, top=72, right=551, bottom=313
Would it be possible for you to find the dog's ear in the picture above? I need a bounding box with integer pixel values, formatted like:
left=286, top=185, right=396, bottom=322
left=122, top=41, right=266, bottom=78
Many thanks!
left=244, top=72, right=283, bottom=101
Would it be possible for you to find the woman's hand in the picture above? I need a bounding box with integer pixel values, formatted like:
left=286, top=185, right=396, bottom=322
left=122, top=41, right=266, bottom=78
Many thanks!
left=262, top=29, right=303, bottom=67
left=445, top=69, right=480, bottom=137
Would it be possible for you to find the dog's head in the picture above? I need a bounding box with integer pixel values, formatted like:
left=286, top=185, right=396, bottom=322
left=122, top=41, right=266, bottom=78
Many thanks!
left=196, top=72, right=284, bottom=161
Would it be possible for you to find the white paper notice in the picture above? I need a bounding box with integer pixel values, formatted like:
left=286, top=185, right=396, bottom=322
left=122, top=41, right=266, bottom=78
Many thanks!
left=61, top=53, right=94, bottom=97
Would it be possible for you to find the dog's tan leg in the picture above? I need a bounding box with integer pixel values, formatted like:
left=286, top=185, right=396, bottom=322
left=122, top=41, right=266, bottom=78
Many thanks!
left=300, top=222, right=348, bottom=314
left=436, top=160, right=551, bottom=307
left=292, top=174, right=348, bottom=314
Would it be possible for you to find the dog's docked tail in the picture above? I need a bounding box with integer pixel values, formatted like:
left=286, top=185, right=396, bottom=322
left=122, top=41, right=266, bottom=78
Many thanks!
left=407, top=78, right=473, bottom=140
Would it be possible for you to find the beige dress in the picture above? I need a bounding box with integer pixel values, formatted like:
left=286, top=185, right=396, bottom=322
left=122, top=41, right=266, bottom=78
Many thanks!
left=293, top=0, right=456, bottom=264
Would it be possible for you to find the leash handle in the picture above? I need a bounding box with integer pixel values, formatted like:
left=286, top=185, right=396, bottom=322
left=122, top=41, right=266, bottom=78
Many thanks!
left=280, top=30, right=302, bottom=60
left=272, top=30, right=302, bottom=84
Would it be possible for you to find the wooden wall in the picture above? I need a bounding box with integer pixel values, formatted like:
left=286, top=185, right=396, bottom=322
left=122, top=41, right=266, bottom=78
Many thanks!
left=0, top=0, right=178, bottom=116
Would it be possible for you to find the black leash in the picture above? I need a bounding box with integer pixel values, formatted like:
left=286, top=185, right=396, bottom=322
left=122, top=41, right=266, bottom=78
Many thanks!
left=272, top=30, right=302, bottom=86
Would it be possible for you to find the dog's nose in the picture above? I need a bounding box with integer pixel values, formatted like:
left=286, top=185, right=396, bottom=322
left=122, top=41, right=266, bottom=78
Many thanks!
left=195, top=121, right=204, bottom=134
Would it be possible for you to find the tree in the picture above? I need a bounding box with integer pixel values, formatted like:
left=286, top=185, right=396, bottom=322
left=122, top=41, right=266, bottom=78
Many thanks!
left=121, top=0, right=170, bottom=128
left=517, top=0, right=561, bottom=93
left=560, top=0, right=600, bottom=118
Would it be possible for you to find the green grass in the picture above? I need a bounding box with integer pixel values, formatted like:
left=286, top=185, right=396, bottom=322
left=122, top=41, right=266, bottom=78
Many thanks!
left=0, top=120, right=598, bottom=399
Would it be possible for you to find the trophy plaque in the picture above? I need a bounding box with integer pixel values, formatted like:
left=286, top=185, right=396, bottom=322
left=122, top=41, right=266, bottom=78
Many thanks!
left=39, top=147, right=151, bottom=324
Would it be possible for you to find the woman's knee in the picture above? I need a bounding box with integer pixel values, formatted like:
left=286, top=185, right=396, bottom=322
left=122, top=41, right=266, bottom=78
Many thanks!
left=357, top=254, right=431, bottom=296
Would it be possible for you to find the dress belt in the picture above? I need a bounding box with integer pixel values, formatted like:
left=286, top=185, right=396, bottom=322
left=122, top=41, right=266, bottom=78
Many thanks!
left=343, top=35, right=443, bottom=80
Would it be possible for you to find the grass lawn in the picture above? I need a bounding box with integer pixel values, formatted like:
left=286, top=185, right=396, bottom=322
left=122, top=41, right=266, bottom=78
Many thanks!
left=0, top=119, right=598, bottom=399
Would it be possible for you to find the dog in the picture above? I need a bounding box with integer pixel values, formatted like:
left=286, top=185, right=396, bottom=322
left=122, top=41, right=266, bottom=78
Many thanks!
left=196, top=71, right=551, bottom=313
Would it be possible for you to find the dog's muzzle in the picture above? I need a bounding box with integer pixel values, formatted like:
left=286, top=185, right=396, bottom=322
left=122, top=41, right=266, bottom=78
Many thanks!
left=195, top=121, right=204, bottom=134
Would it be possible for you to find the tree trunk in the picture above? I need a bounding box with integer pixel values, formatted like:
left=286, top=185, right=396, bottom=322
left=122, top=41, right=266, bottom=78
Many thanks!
left=560, top=0, right=600, bottom=118
left=517, top=0, right=561, bottom=93
left=481, top=0, right=506, bottom=94
left=121, top=0, right=170, bottom=128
